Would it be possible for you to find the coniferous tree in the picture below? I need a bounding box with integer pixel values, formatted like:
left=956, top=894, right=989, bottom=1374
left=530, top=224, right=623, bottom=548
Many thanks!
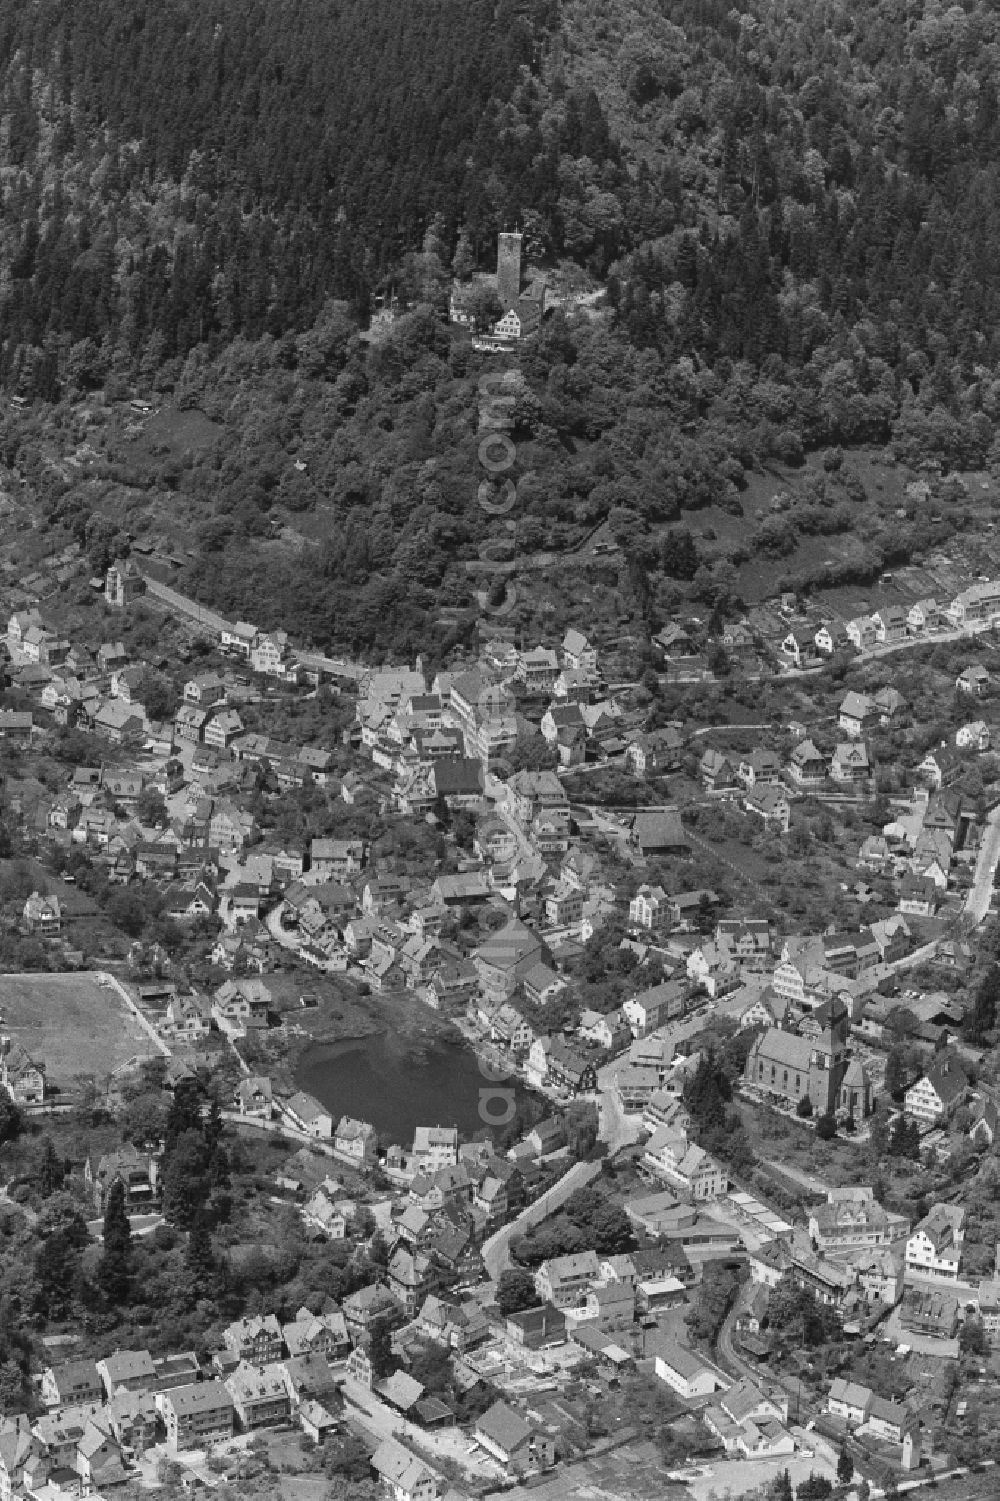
left=37, top=1137, right=64, bottom=1198
left=98, top=1179, right=132, bottom=1305
left=185, top=1213, right=215, bottom=1298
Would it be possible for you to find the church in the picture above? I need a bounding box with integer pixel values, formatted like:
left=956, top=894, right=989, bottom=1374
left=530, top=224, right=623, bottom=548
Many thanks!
left=743, top=998, right=873, bottom=1118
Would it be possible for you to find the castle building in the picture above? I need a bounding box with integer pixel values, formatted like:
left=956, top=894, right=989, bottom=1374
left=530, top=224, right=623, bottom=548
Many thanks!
left=496, top=231, right=523, bottom=310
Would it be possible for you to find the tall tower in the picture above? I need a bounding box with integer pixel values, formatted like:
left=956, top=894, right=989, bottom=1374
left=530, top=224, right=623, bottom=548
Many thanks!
left=496, top=231, right=523, bottom=311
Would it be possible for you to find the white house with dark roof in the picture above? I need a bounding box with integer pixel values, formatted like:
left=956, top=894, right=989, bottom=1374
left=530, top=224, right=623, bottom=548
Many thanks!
left=905, top=1203, right=965, bottom=1282
left=903, top=1060, right=968, bottom=1123
left=650, top=1334, right=727, bottom=1399
left=371, top=1436, right=439, bottom=1501
left=474, top=1400, right=555, bottom=1476
left=535, top=1250, right=599, bottom=1308
left=284, top=1092, right=333, bottom=1139
left=838, top=691, right=877, bottom=737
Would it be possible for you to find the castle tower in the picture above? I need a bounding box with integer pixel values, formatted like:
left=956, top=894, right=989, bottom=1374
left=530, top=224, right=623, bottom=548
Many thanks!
left=496, top=231, right=523, bottom=311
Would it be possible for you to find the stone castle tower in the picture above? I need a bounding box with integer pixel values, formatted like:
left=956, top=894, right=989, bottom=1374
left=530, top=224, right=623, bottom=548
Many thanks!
left=496, top=231, right=523, bottom=310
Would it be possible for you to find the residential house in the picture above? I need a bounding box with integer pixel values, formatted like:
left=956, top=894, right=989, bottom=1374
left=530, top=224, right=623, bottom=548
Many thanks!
left=625, top=728, right=684, bottom=778
left=957, top=720, right=990, bottom=752
left=744, top=785, right=790, bottom=833
left=545, top=1037, right=597, bottom=1094
left=789, top=739, right=826, bottom=787
left=237, top=1076, right=273, bottom=1120
left=284, top=1093, right=334, bottom=1139
left=827, top=1378, right=873, bottom=1426
left=628, top=884, right=670, bottom=933
left=342, top=1283, right=399, bottom=1339
left=737, top=749, right=782, bottom=790
left=781, top=627, right=816, bottom=668
left=562, top=628, right=598, bottom=673
left=94, top=700, right=145, bottom=745
left=225, top=1362, right=291, bottom=1430
left=411, top=1125, right=458, bottom=1171
left=387, top=1246, right=438, bottom=1317
left=808, top=1189, right=895, bottom=1253
left=815, top=620, right=849, bottom=655
left=0, top=711, right=33, bottom=743
left=872, top=607, right=907, bottom=643
left=220, top=621, right=259, bottom=656
left=907, top=598, right=939, bottom=632
left=905, top=1204, right=965, bottom=1282
left=96, top=1349, right=156, bottom=1398
left=535, top=1250, right=600, bottom=1308
left=622, top=979, right=689, bottom=1036
left=212, top=977, right=270, bottom=1035
left=474, top=1401, right=555, bottom=1476
left=845, top=616, right=877, bottom=651
left=370, top=1438, right=439, bottom=1501
left=651, top=1336, right=727, bottom=1399
left=948, top=581, right=1000, bottom=626
left=22, top=892, right=61, bottom=936
left=1, top=1045, right=44, bottom=1105
left=831, top=742, right=870, bottom=783
left=310, top=838, right=365, bottom=879
left=40, top=1361, right=103, bottom=1410
left=175, top=704, right=209, bottom=743
left=282, top=1307, right=350, bottom=1360
left=839, top=691, right=877, bottom=738
left=86, top=1148, right=159, bottom=1214
left=334, top=1116, right=378, bottom=1167
left=522, top=961, right=567, bottom=1008
left=643, top=1128, right=727, bottom=1199
left=898, top=874, right=939, bottom=917
left=223, top=1314, right=283, bottom=1365
left=904, top=1060, right=968, bottom=1123
left=700, top=749, right=736, bottom=792
left=159, top=1382, right=234, bottom=1450
left=957, top=665, right=990, bottom=697
left=204, top=709, right=244, bottom=749
left=866, top=1395, right=915, bottom=1445
left=105, top=1390, right=159, bottom=1456
left=874, top=686, right=907, bottom=724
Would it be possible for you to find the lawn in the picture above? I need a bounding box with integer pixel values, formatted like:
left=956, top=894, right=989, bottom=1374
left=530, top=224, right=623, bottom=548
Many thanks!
left=0, top=971, right=161, bottom=1088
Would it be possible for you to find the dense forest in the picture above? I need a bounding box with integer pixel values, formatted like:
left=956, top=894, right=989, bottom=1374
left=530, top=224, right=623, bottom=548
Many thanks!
left=6, top=0, right=1000, bottom=655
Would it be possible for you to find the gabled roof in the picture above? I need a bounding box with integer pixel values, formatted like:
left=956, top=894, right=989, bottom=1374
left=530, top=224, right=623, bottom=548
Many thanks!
left=476, top=1398, right=532, bottom=1452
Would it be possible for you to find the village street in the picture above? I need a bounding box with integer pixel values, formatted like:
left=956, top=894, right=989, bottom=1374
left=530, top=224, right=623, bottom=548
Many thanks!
left=964, top=803, right=1000, bottom=925
left=481, top=1159, right=603, bottom=1280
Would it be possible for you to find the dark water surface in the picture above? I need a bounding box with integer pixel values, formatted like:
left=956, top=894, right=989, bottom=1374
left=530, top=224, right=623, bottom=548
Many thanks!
left=295, top=1028, right=532, bottom=1145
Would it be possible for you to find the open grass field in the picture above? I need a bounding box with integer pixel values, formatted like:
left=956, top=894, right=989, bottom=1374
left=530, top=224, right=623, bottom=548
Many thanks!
left=0, top=971, right=160, bottom=1087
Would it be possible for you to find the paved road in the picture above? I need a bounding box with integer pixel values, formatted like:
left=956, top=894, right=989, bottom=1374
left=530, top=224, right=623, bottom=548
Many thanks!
left=761, top=1158, right=830, bottom=1197
left=595, top=1055, right=644, bottom=1154
left=481, top=1159, right=602, bottom=1280
left=965, top=803, right=1000, bottom=925
left=140, top=574, right=233, bottom=635
left=343, top=1377, right=501, bottom=1483
left=715, top=1282, right=761, bottom=1384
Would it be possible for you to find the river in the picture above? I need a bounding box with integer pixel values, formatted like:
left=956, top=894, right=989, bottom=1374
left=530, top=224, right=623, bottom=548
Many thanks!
left=294, top=1028, right=535, bottom=1146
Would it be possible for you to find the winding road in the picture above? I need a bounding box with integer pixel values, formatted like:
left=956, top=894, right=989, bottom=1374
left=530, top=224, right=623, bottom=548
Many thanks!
left=481, top=1159, right=602, bottom=1280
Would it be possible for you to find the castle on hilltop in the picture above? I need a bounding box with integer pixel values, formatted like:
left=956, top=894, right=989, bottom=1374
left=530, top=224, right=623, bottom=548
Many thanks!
left=450, top=229, right=546, bottom=343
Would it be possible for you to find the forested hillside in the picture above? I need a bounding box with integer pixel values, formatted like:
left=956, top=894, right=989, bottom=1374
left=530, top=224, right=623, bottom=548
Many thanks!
left=0, top=0, right=558, bottom=376
left=6, top=0, right=1000, bottom=657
